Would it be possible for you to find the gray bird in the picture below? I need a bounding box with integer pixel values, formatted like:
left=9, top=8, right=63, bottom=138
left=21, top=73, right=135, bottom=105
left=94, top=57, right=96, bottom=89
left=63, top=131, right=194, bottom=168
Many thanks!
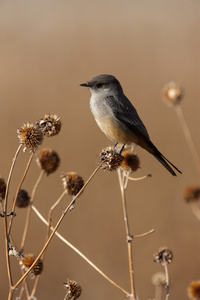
left=80, top=74, right=182, bottom=176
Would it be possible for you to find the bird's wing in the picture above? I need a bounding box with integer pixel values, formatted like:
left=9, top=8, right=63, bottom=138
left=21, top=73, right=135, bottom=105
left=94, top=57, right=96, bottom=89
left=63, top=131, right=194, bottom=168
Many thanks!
left=105, top=95, right=150, bottom=140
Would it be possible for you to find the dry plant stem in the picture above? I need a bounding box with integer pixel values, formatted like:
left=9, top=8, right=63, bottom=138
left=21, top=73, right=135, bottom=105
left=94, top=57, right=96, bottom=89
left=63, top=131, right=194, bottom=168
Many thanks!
left=126, top=174, right=152, bottom=181
left=7, top=152, right=34, bottom=300
left=117, top=168, right=136, bottom=300
left=11, top=161, right=104, bottom=293
left=19, top=170, right=44, bottom=297
left=134, top=228, right=155, bottom=238
left=31, top=191, right=68, bottom=298
left=31, top=204, right=129, bottom=297
left=47, top=190, right=67, bottom=239
left=8, top=152, right=34, bottom=237
left=20, top=170, right=45, bottom=252
left=117, top=169, right=132, bottom=241
left=4, top=144, right=22, bottom=289
left=175, top=104, right=200, bottom=175
left=163, top=262, right=169, bottom=300
left=31, top=275, right=40, bottom=298
left=64, top=293, right=68, bottom=300
left=18, top=271, right=30, bottom=300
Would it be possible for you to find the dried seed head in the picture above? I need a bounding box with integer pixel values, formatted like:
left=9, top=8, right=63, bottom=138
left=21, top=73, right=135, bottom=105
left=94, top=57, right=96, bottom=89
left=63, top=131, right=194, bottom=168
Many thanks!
left=17, top=123, right=43, bottom=152
left=163, top=81, right=183, bottom=106
left=63, top=279, right=82, bottom=300
left=37, top=148, right=60, bottom=175
left=100, top=147, right=123, bottom=171
left=153, top=247, right=173, bottom=265
left=184, top=186, right=200, bottom=203
left=151, top=272, right=166, bottom=286
left=16, top=189, right=30, bottom=208
left=22, top=254, right=43, bottom=276
left=187, top=281, right=200, bottom=300
left=0, top=177, right=6, bottom=201
left=62, top=172, right=84, bottom=196
left=37, top=114, right=61, bottom=137
left=121, top=149, right=140, bottom=172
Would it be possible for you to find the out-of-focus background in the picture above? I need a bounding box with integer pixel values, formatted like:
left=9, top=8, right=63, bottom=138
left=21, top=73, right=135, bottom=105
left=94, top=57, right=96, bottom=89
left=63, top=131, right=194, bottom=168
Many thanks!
left=0, top=0, right=200, bottom=299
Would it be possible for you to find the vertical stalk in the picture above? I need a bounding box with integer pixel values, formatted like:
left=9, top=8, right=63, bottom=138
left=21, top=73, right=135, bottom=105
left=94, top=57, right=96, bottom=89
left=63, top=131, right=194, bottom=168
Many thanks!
left=175, top=104, right=200, bottom=175
left=20, top=170, right=44, bottom=252
left=4, top=145, right=22, bottom=291
left=117, top=168, right=136, bottom=300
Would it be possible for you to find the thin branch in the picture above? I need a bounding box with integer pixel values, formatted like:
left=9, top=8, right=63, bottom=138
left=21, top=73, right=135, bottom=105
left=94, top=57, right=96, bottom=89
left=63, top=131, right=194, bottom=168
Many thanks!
left=125, top=174, right=152, bottom=181
left=134, top=229, right=155, bottom=238
left=31, top=204, right=129, bottom=297
left=30, top=274, right=40, bottom=298
left=47, top=190, right=67, bottom=239
left=20, top=170, right=45, bottom=252
left=12, top=161, right=104, bottom=291
left=163, top=263, right=169, bottom=300
left=117, top=168, right=136, bottom=300
left=4, top=144, right=22, bottom=289
left=31, top=190, right=67, bottom=297
left=8, top=152, right=34, bottom=237
left=175, top=104, right=200, bottom=175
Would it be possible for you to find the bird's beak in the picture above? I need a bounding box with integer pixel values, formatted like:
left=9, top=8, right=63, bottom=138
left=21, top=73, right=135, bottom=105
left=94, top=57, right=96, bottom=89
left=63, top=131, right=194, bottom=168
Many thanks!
left=80, top=82, right=90, bottom=87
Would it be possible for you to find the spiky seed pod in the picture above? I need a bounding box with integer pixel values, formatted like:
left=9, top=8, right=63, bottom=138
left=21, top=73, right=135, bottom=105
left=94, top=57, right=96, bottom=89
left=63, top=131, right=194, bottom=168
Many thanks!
left=162, top=81, right=183, bottom=106
left=153, top=247, right=173, bottom=265
left=121, top=149, right=140, bottom=172
left=16, top=189, right=30, bottom=208
left=22, top=254, right=43, bottom=276
left=187, top=281, right=200, bottom=300
left=184, top=186, right=200, bottom=203
left=62, top=172, right=84, bottom=196
left=37, top=114, right=61, bottom=137
left=0, top=177, right=6, bottom=201
left=151, top=272, right=166, bottom=286
left=63, top=279, right=82, bottom=300
left=17, top=123, right=43, bottom=152
left=100, top=147, right=123, bottom=171
left=37, top=148, right=60, bottom=175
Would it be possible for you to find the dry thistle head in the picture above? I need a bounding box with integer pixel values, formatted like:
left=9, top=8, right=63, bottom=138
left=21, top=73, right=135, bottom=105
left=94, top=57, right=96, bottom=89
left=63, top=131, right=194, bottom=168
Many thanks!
left=151, top=272, right=166, bottom=286
left=37, top=114, right=61, bottom=137
left=17, top=123, right=43, bottom=152
left=184, top=186, right=200, bottom=203
left=0, top=177, right=6, bottom=202
left=162, top=81, right=183, bottom=106
left=62, top=172, right=84, bottom=196
left=63, top=279, right=82, bottom=300
left=187, top=280, right=200, bottom=300
left=100, top=146, right=123, bottom=171
left=37, top=148, right=60, bottom=175
left=16, top=189, right=30, bottom=208
left=22, top=254, right=43, bottom=276
left=121, top=149, right=140, bottom=172
left=153, top=247, right=173, bottom=265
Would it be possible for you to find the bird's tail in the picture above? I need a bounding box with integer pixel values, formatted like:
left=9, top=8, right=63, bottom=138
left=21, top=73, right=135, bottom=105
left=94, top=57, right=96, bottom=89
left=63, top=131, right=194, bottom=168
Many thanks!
left=152, top=146, right=182, bottom=176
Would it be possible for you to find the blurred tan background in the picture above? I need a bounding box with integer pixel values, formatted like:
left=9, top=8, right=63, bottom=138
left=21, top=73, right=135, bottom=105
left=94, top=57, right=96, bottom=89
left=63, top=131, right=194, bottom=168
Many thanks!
left=0, top=0, right=200, bottom=299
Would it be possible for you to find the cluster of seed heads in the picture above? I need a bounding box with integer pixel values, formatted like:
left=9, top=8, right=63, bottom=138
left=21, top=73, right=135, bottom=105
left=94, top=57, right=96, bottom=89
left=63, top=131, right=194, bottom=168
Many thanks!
left=17, top=114, right=61, bottom=152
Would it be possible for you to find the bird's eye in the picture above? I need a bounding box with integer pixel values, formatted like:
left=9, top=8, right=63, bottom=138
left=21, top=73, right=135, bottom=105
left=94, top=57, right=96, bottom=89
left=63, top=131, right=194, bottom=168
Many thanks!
left=96, top=83, right=103, bottom=88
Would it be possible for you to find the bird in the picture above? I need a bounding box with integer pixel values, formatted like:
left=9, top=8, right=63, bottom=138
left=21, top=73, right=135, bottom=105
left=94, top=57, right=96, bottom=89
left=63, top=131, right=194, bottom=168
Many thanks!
left=80, top=74, right=182, bottom=176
